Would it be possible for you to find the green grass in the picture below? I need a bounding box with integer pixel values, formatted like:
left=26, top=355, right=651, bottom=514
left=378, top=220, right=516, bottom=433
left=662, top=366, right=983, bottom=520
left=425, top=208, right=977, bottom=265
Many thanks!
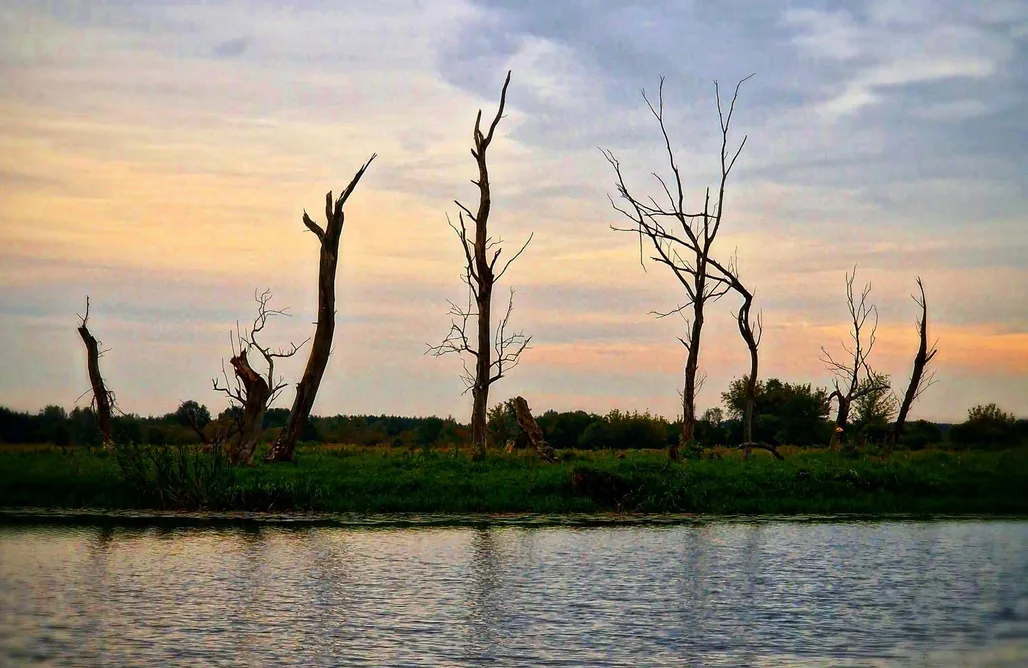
left=1, top=444, right=1026, bottom=515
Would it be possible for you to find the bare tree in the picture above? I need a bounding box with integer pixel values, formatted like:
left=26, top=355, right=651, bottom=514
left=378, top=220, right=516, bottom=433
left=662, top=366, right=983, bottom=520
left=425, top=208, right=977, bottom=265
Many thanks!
left=820, top=267, right=890, bottom=448
left=428, top=71, right=533, bottom=457
left=692, top=252, right=780, bottom=460
left=720, top=256, right=776, bottom=460
left=266, top=155, right=376, bottom=463
left=76, top=297, right=114, bottom=449
left=601, top=74, right=752, bottom=460
left=214, top=289, right=307, bottom=465
left=889, top=277, right=939, bottom=451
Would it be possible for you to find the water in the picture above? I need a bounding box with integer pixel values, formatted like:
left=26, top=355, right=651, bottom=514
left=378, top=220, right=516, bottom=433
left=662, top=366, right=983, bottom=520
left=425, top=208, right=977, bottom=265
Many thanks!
left=1, top=518, right=1027, bottom=666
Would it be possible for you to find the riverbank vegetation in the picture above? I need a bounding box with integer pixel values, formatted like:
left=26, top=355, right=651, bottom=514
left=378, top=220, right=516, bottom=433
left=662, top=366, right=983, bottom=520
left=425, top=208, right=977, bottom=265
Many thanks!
left=2, top=439, right=1026, bottom=515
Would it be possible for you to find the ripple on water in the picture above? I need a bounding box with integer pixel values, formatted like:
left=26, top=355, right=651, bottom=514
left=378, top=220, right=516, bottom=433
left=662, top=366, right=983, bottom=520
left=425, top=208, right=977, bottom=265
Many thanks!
left=1, top=519, right=1026, bottom=666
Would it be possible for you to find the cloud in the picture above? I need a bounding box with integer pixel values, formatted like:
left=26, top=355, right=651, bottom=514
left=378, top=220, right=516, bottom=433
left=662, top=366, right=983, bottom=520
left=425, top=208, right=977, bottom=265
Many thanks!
left=0, top=0, right=1025, bottom=421
left=212, top=36, right=250, bottom=58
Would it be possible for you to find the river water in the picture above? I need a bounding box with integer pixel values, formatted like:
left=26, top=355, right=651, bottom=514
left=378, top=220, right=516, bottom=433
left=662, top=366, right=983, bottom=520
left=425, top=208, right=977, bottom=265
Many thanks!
left=1, top=518, right=1026, bottom=666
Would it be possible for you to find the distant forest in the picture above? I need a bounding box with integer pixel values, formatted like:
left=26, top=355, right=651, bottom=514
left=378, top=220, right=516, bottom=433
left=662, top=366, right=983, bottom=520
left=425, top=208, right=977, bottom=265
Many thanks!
left=4, top=377, right=1025, bottom=452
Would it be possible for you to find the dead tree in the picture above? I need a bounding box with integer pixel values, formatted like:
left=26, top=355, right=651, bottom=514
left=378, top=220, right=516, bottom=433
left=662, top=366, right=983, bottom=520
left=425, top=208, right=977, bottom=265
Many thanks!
left=511, top=396, right=558, bottom=463
left=820, top=267, right=890, bottom=448
left=76, top=297, right=114, bottom=448
left=266, top=155, right=376, bottom=463
left=681, top=251, right=775, bottom=460
left=428, top=71, right=533, bottom=458
left=889, top=278, right=939, bottom=451
left=720, top=257, right=769, bottom=460
left=602, top=74, right=752, bottom=460
left=214, top=289, right=306, bottom=465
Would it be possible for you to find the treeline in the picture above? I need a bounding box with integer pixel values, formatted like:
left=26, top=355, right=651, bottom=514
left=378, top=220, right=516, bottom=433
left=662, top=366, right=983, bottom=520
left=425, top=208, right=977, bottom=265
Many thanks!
left=4, top=379, right=1025, bottom=451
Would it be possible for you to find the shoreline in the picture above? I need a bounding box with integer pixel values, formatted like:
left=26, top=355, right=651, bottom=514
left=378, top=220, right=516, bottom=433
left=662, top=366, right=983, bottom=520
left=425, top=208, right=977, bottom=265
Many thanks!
left=3, top=507, right=1028, bottom=530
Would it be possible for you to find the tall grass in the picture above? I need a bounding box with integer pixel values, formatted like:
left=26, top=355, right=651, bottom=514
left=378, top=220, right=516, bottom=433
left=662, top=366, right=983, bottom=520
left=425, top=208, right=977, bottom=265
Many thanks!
left=0, top=444, right=1026, bottom=515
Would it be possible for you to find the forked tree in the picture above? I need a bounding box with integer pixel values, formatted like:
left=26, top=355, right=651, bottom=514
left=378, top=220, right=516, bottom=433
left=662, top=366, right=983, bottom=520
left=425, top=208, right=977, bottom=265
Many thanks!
left=214, top=289, right=307, bottom=465
left=428, top=71, right=533, bottom=457
left=889, top=277, right=939, bottom=451
left=266, top=155, right=376, bottom=463
left=718, top=256, right=779, bottom=459
left=602, top=74, right=752, bottom=459
left=820, top=267, right=891, bottom=448
left=76, top=296, right=114, bottom=448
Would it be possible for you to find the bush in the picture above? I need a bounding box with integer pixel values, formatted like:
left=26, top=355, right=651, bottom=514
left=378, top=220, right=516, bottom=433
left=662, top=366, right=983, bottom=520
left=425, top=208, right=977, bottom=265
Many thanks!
left=950, top=403, right=1019, bottom=448
left=722, top=377, right=832, bottom=446
left=899, top=420, right=942, bottom=450
left=576, top=410, right=668, bottom=450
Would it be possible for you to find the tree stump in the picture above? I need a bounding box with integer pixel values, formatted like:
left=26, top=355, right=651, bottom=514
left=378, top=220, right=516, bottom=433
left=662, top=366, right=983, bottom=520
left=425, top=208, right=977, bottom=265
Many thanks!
left=511, top=396, right=557, bottom=463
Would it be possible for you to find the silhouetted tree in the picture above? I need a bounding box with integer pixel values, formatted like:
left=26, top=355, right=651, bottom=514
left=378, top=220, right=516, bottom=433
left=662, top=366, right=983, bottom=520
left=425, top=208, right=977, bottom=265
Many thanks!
left=820, top=267, right=890, bottom=447
left=214, top=289, right=306, bottom=465
left=428, top=71, right=533, bottom=458
left=267, top=155, right=376, bottom=463
left=602, top=74, right=753, bottom=459
left=76, top=297, right=114, bottom=448
left=889, top=278, right=939, bottom=451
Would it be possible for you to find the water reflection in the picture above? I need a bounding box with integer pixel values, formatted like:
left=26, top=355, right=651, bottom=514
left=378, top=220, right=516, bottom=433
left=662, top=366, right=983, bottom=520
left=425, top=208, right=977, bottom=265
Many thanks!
left=1, top=520, right=1026, bottom=666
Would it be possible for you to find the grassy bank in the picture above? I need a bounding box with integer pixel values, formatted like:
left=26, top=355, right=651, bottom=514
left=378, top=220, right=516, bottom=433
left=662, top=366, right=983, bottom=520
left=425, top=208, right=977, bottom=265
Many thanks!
left=1, top=444, right=1026, bottom=515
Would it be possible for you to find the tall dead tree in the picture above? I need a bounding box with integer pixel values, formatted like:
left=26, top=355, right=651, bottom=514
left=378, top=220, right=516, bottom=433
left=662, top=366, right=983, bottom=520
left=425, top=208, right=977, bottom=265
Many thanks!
left=602, top=74, right=752, bottom=460
left=428, top=71, right=533, bottom=457
left=820, top=267, right=890, bottom=448
left=266, top=155, right=376, bottom=463
left=889, top=277, right=939, bottom=451
left=215, top=289, right=306, bottom=465
left=76, top=297, right=114, bottom=448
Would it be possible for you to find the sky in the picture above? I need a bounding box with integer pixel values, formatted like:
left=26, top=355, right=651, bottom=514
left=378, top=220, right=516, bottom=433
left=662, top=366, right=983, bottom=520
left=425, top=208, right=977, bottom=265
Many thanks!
left=1, top=0, right=1026, bottom=423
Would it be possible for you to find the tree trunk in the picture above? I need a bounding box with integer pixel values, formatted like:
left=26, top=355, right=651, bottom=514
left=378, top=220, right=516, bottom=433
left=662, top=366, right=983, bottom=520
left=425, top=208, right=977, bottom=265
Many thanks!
left=740, top=295, right=759, bottom=461
left=267, top=157, right=375, bottom=463
left=471, top=274, right=493, bottom=458
left=77, top=306, right=113, bottom=449
left=511, top=396, right=558, bottom=463
left=466, top=75, right=508, bottom=459
left=831, top=397, right=851, bottom=449
left=889, top=278, right=937, bottom=453
left=229, top=350, right=271, bottom=465
left=678, top=298, right=705, bottom=459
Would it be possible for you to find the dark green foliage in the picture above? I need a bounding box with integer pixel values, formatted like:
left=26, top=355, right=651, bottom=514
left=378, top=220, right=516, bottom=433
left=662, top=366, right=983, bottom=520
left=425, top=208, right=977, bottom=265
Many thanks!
left=537, top=410, right=600, bottom=449
left=576, top=410, right=669, bottom=450
left=900, top=420, right=942, bottom=450
left=486, top=402, right=519, bottom=447
left=949, top=404, right=1021, bottom=448
left=262, top=407, right=290, bottom=429
left=1, top=446, right=1027, bottom=514
left=113, top=441, right=230, bottom=508
left=175, top=400, right=212, bottom=429
left=722, top=377, right=832, bottom=445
